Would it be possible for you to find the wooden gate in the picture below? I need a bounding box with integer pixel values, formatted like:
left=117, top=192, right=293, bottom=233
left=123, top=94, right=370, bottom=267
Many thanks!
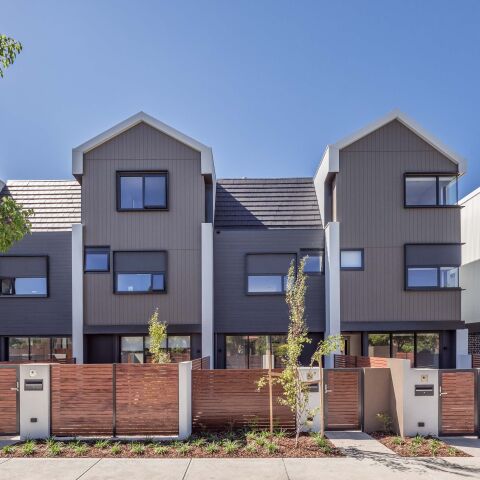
left=324, top=369, right=362, bottom=430
left=0, top=366, right=19, bottom=435
left=439, top=370, right=477, bottom=436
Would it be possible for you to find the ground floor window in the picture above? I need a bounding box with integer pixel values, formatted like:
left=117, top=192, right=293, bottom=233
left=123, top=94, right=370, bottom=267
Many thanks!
left=366, top=332, right=439, bottom=368
left=120, top=335, right=191, bottom=363
left=8, top=337, right=72, bottom=361
left=225, top=335, right=287, bottom=369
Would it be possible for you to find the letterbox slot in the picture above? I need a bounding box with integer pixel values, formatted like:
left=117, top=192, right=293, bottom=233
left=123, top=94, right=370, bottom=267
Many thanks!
left=414, top=384, right=434, bottom=396
left=24, top=379, right=43, bottom=391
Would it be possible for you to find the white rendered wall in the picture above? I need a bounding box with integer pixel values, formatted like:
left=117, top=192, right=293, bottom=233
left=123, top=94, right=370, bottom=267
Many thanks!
left=71, top=223, right=84, bottom=364
left=201, top=223, right=214, bottom=368
left=178, top=361, right=192, bottom=440
left=324, top=222, right=341, bottom=368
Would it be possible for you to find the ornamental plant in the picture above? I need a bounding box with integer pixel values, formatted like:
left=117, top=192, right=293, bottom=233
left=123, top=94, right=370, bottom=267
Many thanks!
left=0, top=196, right=33, bottom=252
left=148, top=308, right=170, bottom=363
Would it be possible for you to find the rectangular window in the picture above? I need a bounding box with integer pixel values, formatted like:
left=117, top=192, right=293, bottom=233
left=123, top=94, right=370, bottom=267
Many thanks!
left=301, top=249, right=323, bottom=274
left=225, top=335, right=288, bottom=369
left=8, top=337, right=72, bottom=361
left=114, top=251, right=167, bottom=294
left=405, top=175, right=458, bottom=206
left=0, top=256, right=48, bottom=297
left=118, top=172, right=167, bottom=210
left=121, top=335, right=190, bottom=363
left=416, top=333, right=440, bottom=368
left=340, top=249, right=364, bottom=270
left=246, top=253, right=295, bottom=294
left=367, top=333, right=390, bottom=358
left=84, top=247, right=110, bottom=272
left=405, top=244, right=461, bottom=290
left=392, top=333, right=414, bottom=366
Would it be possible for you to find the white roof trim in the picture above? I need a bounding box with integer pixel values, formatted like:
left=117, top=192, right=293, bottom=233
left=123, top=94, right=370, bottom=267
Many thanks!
left=72, top=111, right=215, bottom=178
left=333, top=109, right=466, bottom=174
left=459, top=186, right=480, bottom=205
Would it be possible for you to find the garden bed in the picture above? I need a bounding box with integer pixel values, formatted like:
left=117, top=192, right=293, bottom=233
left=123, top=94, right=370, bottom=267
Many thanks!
left=0, top=431, right=342, bottom=458
left=371, top=433, right=469, bottom=457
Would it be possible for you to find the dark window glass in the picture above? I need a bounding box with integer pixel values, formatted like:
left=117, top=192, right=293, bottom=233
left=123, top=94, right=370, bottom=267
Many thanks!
left=117, top=273, right=152, bottom=292
left=248, top=336, right=268, bottom=369
left=340, top=250, right=363, bottom=270
left=405, top=175, right=458, bottom=206
left=51, top=338, right=72, bottom=360
left=247, top=275, right=283, bottom=293
left=8, top=337, right=29, bottom=361
left=0, top=277, right=47, bottom=296
left=368, top=333, right=390, bottom=358
left=407, top=268, right=438, bottom=288
left=392, top=333, right=414, bottom=366
left=302, top=251, right=323, bottom=273
left=405, top=177, right=437, bottom=206
left=416, top=333, right=440, bottom=368
left=144, top=176, right=167, bottom=208
left=152, top=273, right=165, bottom=291
left=121, top=336, right=144, bottom=363
left=30, top=337, right=51, bottom=361
left=168, top=336, right=191, bottom=362
left=226, top=336, right=248, bottom=369
left=271, top=335, right=288, bottom=368
left=120, top=176, right=143, bottom=209
left=119, top=173, right=167, bottom=210
left=85, top=248, right=110, bottom=272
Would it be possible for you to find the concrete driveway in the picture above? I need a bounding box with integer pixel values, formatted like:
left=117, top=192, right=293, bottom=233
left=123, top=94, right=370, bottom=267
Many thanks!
left=1, top=456, right=480, bottom=480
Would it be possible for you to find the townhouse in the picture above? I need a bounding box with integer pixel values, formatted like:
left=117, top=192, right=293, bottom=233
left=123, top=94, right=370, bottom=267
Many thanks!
left=0, top=110, right=469, bottom=368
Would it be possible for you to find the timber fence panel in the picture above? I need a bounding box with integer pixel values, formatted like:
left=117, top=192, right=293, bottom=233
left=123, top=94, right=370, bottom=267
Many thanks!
left=115, top=364, right=179, bottom=435
left=192, top=369, right=295, bottom=431
left=51, top=364, right=114, bottom=436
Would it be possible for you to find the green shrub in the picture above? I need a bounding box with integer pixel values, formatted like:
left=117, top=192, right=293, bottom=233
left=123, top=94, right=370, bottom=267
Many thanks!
left=223, top=440, right=240, bottom=454
left=244, top=443, right=257, bottom=454
left=191, top=438, right=206, bottom=448
left=47, top=441, right=63, bottom=456
left=130, top=442, right=145, bottom=455
left=153, top=444, right=169, bottom=456
left=22, top=440, right=36, bottom=456
left=310, top=433, right=332, bottom=453
left=2, top=445, right=15, bottom=455
left=110, top=443, right=122, bottom=455
left=274, top=428, right=288, bottom=439
left=429, top=438, right=442, bottom=456
left=94, top=439, right=110, bottom=449
left=205, top=441, right=220, bottom=454
left=392, top=436, right=404, bottom=446
left=265, top=442, right=279, bottom=454
left=176, top=443, right=191, bottom=456
left=72, top=443, right=88, bottom=456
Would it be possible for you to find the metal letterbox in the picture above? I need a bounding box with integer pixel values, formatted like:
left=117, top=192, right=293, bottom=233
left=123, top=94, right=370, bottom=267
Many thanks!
left=24, top=379, right=43, bottom=391
left=414, top=384, right=434, bottom=396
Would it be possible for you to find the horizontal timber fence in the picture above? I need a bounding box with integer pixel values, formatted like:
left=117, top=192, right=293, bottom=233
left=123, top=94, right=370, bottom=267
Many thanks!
left=192, top=369, right=295, bottom=431
left=473, top=354, right=480, bottom=368
left=51, top=363, right=180, bottom=437
left=334, top=354, right=389, bottom=368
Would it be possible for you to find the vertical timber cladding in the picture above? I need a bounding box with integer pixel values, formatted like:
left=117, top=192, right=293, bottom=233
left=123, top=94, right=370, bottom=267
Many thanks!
left=439, top=371, right=476, bottom=435
left=0, top=367, right=18, bottom=435
left=192, top=369, right=295, bottom=431
left=115, top=364, right=179, bottom=435
left=324, top=369, right=362, bottom=430
left=51, top=365, right=114, bottom=436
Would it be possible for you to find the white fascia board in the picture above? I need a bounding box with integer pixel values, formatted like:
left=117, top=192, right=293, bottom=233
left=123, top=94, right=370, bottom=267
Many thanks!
left=72, top=111, right=215, bottom=177
left=459, top=185, right=480, bottom=205
left=333, top=109, right=467, bottom=175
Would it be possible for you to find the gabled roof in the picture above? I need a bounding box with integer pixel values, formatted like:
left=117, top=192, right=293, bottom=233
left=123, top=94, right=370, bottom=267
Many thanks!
left=333, top=109, right=466, bottom=174
left=215, top=178, right=322, bottom=229
left=72, top=111, right=215, bottom=179
left=0, top=180, right=81, bottom=232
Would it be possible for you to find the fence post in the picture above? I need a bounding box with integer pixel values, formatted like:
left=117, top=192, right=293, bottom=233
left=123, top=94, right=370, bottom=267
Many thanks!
left=112, top=363, right=116, bottom=437
left=178, top=361, right=192, bottom=440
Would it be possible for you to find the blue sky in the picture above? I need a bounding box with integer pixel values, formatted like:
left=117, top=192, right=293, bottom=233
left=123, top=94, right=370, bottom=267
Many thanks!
left=1, top=0, right=479, bottom=197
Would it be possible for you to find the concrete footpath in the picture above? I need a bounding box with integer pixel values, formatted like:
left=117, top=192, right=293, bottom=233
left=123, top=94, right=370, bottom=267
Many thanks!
left=1, top=456, right=480, bottom=480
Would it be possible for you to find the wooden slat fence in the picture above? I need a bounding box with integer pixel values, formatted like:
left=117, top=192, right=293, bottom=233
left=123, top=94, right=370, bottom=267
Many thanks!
left=115, top=364, right=179, bottom=435
left=472, top=354, right=480, bottom=368
left=334, top=354, right=389, bottom=368
left=192, top=369, right=295, bottom=431
left=0, top=368, right=18, bottom=434
left=51, top=364, right=114, bottom=436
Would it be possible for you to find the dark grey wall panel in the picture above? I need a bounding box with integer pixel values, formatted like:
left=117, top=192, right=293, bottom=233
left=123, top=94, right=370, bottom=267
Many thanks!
left=82, top=122, right=204, bottom=327
left=0, top=232, right=72, bottom=335
left=214, top=229, right=325, bottom=333
left=337, top=120, right=461, bottom=325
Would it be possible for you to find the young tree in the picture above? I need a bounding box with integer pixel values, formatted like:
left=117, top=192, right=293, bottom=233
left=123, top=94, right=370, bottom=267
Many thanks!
left=0, top=196, right=33, bottom=253
left=277, top=257, right=312, bottom=446
left=0, top=34, right=22, bottom=77
left=148, top=308, right=170, bottom=364
left=311, top=334, right=344, bottom=437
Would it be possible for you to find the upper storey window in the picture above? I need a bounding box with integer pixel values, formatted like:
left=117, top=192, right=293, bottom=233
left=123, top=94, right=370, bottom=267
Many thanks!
left=246, top=253, right=296, bottom=295
left=0, top=256, right=48, bottom=297
left=117, top=172, right=168, bottom=211
left=405, top=175, right=458, bottom=207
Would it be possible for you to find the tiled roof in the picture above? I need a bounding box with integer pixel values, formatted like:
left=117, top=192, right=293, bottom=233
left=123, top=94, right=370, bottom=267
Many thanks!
left=1, top=180, right=81, bottom=232
left=215, top=178, right=322, bottom=229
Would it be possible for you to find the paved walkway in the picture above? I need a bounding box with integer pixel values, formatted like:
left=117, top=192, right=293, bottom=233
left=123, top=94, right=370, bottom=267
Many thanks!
left=1, top=457, right=480, bottom=479
left=326, top=430, right=395, bottom=455
left=441, top=437, right=480, bottom=457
